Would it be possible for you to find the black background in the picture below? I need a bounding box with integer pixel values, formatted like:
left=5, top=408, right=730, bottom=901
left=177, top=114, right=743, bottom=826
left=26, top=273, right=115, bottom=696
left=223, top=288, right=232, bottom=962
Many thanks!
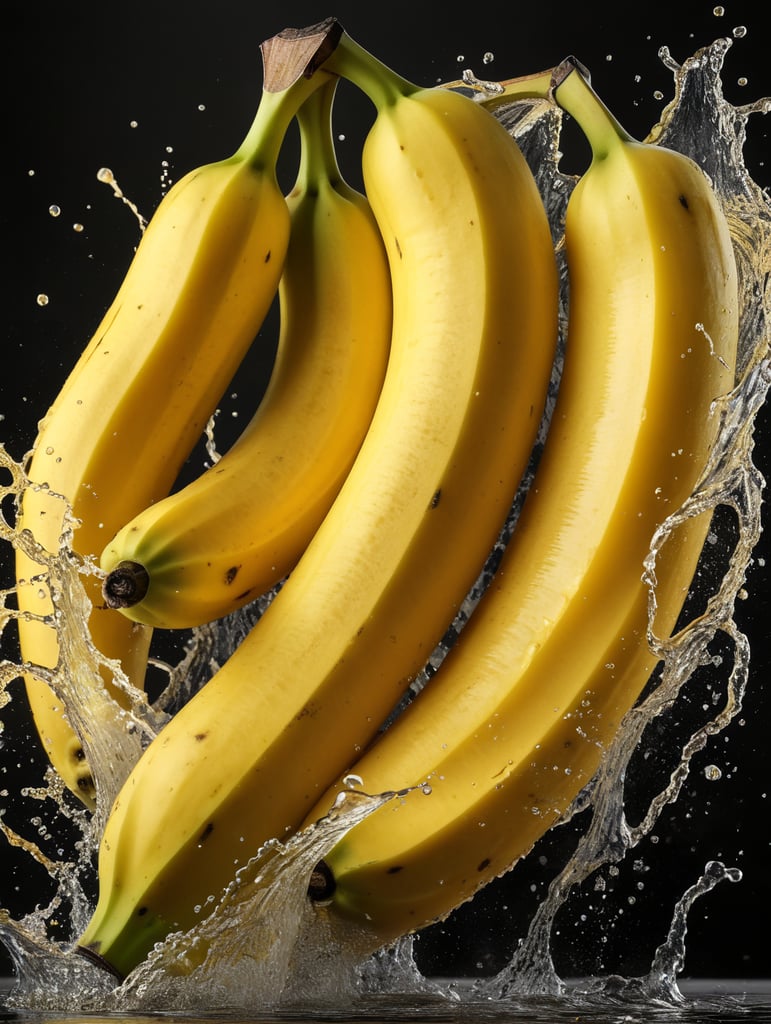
left=1, top=0, right=769, bottom=986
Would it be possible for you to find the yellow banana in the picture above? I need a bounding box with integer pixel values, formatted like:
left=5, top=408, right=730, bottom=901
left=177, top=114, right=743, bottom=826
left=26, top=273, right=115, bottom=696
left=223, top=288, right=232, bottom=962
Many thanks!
left=15, top=52, right=337, bottom=808
left=303, top=58, right=740, bottom=951
left=98, top=78, right=391, bottom=630
left=76, top=23, right=558, bottom=979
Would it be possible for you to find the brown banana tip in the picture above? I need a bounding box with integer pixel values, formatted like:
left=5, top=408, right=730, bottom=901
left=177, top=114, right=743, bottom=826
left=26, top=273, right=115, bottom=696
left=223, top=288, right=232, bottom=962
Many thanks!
left=73, top=943, right=125, bottom=983
left=307, top=859, right=336, bottom=904
left=102, top=560, right=149, bottom=609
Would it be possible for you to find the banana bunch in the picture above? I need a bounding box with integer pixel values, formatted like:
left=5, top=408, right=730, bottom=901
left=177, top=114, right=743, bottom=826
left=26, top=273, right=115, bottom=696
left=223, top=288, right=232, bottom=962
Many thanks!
left=97, top=77, right=391, bottom=630
left=75, top=22, right=559, bottom=978
left=301, top=58, right=739, bottom=949
left=67, top=22, right=738, bottom=980
left=15, top=39, right=338, bottom=808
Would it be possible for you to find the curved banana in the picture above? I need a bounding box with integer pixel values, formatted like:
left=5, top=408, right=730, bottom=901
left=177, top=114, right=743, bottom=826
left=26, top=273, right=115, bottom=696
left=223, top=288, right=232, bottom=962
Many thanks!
left=98, top=78, right=392, bottom=630
left=15, top=52, right=337, bottom=807
left=76, top=23, right=558, bottom=978
left=303, top=58, right=740, bottom=950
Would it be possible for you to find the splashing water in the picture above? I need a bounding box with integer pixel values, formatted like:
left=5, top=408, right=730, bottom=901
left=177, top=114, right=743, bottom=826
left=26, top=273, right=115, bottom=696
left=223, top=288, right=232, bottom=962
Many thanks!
left=1, top=34, right=770, bottom=1018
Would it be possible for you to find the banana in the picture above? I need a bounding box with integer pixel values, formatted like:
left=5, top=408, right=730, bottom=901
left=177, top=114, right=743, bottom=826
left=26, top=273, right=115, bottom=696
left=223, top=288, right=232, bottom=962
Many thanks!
left=76, top=22, right=558, bottom=979
left=302, top=58, right=740, bottom=951
left=15, top=44, right=338, bottom=808
left=97, top=78, right=392, bottom=630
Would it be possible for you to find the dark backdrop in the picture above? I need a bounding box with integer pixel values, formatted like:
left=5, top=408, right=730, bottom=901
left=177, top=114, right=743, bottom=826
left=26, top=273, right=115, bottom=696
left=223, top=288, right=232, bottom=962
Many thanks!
left=1, top=0, right=769, bottom=984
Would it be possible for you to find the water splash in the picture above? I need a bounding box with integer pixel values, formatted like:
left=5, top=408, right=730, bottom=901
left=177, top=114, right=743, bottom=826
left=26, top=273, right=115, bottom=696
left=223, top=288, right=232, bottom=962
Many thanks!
left=1, top=32, right=770, bottom=1017
left=96, top=167, right=148, bottom=233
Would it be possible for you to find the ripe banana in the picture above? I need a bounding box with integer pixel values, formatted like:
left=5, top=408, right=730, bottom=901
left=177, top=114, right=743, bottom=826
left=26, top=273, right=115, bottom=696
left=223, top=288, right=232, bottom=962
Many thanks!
left=76, top=23, right=558, bottom=979
left=303, top=58, right=739, bottom=950
left=15, top=54, right=337, bottom=808
left=98, top=78, right=392, bottom=630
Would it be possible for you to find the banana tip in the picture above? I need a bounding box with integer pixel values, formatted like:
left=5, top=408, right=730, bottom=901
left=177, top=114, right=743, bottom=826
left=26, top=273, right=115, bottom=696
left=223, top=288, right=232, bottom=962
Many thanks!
left=308, top=859, right=336, bottom=904
left=73, top=943, right=126, bottom=983
left=102, top=560, right=149, bottom=609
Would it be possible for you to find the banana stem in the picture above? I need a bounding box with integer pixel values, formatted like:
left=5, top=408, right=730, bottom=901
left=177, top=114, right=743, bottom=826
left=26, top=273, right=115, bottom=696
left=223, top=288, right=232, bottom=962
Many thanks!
left=552, top=57, right=635, bottom=158
left=464, top=66, right=555, bottom=110
left=292, top=78, right=342, bottom=194
left=450, top=56, right=636, bottom=164
left=231, top=70, right=334, bottom=171
left=230, top=19, right=350, bottom=171
left=321, top=29, right=417, bottom=109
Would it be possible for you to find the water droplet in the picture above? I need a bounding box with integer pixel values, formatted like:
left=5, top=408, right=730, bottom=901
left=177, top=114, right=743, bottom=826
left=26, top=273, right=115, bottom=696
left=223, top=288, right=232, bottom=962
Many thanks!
left=48, top=204, right=61, bottom=217
left=732, top=25, right=747, bottom=38
left=704, top=764, right=722, bottom=781
left=73, top=223, right=83, bottom=233
left=342, top=773, right=363, bottom=788
left=129, top=119, right=138, bottom=128
left=456, top=54, right=465, bottom=63
left=737, top=77, right=748, bottom=87
left=36, top=294, right=49, bottom=307
left=482, top=52, right=494, bottom=65
left=713, top=5, right=725, bottom=15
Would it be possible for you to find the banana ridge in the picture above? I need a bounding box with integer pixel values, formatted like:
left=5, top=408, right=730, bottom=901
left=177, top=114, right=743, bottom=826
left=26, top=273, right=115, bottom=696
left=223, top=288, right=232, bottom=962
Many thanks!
left=302, top=60, right=740, bottom=950
left=98, top=78, right=392, bottom=630
left=15, top=62, right=337, bottom=807
left=75, top=26, right=559, bottom=979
